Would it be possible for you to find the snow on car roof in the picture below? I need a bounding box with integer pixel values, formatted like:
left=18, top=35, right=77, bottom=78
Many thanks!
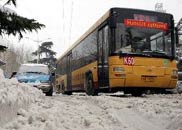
left=18, top=64, right=49, bottom=74
left=22, top=63, right=48, bottom=67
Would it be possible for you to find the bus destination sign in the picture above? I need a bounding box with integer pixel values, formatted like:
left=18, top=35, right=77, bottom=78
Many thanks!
left=124, top=19, right=168, bottom=31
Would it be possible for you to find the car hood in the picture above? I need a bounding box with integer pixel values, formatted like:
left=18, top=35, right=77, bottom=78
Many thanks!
left=15, top=73, right=50, bottom=83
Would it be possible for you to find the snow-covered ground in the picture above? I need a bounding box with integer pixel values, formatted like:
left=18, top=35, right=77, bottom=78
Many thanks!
left=0, top=91, right=181, bottom=130
left=0, top=77, right=43, bottom=127
left=0, top=67, right=181, bottom=130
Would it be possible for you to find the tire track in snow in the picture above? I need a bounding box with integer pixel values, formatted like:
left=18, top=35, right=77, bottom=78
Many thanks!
left=109, top=108, right=166, bottom=130
left=79, top=94, right=168, bottom=130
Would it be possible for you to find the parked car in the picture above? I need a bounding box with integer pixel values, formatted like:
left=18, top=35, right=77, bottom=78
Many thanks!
left=13, top=63, right=53, bottom=96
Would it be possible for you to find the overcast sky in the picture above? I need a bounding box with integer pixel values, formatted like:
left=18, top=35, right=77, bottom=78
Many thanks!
left=3, top=0, right=182, bottom=57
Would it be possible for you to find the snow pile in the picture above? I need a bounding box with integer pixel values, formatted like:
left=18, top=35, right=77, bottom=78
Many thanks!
left=142, top=94, right=182, bottom=130
left=112, top=94, right=182, bottom=130
left=3, top=94, right=182, bottom=130
left=1, top=92, right=182, bottom=130
left=0, top=78, right=43, bottom=126
left=2, top=94, right=124, bottom=130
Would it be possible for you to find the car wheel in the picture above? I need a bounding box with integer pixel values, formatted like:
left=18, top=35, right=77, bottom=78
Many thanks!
left=46, top=87, right=53, bottom=96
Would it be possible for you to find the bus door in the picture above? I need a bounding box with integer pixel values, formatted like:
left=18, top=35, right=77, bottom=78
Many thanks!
left=67, top=53, right=72, bottom=91
left=98, top=25, right=109, bottom=88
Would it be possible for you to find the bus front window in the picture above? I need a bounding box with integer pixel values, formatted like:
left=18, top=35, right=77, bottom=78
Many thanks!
left=114, top=23, right=172, bottom=57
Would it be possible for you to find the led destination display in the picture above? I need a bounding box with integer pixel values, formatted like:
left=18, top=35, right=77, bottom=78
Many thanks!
left=124, top=19, right=168, bottom=31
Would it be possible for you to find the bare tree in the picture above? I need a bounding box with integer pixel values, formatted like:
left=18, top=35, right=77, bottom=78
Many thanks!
left=0, top=42, right=34, bottom=77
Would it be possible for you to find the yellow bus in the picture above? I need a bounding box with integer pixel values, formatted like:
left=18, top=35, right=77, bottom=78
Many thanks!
left=55, top=8, right=178, bottom=96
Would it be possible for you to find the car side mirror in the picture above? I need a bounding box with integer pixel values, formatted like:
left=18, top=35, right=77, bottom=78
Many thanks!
left=51, top=73, right=55, bottom=77
left=9, top=72, right=17, bottom=79
left=13, top=72, right=17, bottom=75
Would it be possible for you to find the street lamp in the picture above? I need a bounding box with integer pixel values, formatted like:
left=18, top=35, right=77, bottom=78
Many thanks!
left=25, top=37, right=51, bottom=63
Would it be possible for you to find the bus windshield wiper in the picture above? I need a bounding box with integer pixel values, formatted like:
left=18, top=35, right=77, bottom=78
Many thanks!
left=118, top=51, right=151, bottom=57
left=143, top=50, right=169, bottom=57
left=130, top=52, right=151, bottom=57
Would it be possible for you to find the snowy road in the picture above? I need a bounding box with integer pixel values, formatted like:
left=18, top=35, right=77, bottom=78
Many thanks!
left=2, top=93, right=182, bottom=130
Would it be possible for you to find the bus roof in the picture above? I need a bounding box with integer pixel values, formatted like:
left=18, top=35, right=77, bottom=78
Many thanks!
left=57, top=7, right=173, bottom=62
left=112, top=7, right=172, bottom=16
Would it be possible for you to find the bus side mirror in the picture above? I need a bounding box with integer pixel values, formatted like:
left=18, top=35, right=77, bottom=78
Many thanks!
left=109, top=11, right=117, bottom=28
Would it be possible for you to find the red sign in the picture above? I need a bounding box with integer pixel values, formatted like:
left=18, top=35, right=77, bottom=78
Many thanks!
left=124, top=57, right=134, bottom=65
left=124, top=19, right=168, bottom=31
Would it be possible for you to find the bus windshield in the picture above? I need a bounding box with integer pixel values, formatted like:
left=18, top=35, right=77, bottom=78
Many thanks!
left=114, top=23, right=172, bottom=57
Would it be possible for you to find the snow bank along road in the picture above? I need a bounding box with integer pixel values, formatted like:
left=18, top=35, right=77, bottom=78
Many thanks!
left=0, top=78, right=43, bottom=127
left=1, top=92, right=182, bottom=130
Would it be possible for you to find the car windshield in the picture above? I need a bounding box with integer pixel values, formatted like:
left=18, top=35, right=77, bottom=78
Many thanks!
left=114, top=23, right=172, bottom=57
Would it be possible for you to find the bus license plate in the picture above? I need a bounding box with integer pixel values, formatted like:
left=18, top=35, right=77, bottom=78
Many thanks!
left=141, top=76, right=156, bottom=82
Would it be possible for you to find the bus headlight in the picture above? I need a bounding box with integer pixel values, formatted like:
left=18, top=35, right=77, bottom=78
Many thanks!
left=113, top=67, right=125, bottom=72
left=171, top=70, right=178, bottom=79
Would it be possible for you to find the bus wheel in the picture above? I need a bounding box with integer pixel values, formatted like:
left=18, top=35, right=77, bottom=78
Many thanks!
left=57, top=85, right=61, bottom=94
left=62, top=84, right=72, bottom=95
left=86, top=74, right=98, bottom=96
left=61, top=84, right=66, bottom=94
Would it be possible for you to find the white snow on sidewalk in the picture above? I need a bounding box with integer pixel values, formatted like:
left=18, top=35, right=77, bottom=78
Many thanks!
left=0, top=78, right=43, bottom=126
left=0, top=93, right=181, bottom=130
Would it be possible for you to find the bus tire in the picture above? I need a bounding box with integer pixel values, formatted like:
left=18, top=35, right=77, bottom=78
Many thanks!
left=61, top=83, right=66, bottom=94
left=57, top=85, right=61, bottom=94
left=86, top=74, right=98, bottom=96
